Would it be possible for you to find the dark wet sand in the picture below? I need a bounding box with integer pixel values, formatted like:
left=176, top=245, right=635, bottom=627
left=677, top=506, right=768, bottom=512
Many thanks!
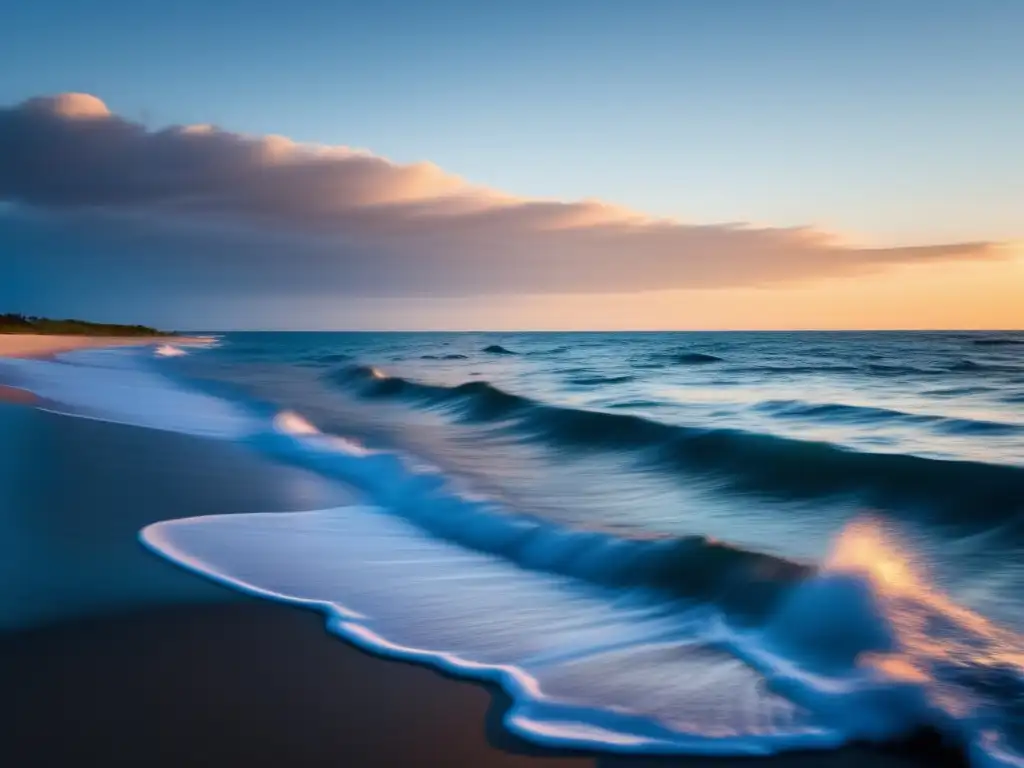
left=0, top=402, right=355, bottom=629
left=0, top=599, right=963, bottom=768
left=0, top=403, right=965, bottom=767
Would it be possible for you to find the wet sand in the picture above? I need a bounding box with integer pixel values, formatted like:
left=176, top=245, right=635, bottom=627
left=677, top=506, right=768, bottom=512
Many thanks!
left=1, top=601, right=593, bottom=768
left=0, top=402, right=354, bottom=629
left=1, top=596, right=967, bottom=768
left=0, top=383, right=36, bottom=404
left=0, top=404, right=964, bottom=767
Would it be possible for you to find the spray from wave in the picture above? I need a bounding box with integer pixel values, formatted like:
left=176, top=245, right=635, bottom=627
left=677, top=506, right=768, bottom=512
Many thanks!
left=155, top=344, right=189, bottom=357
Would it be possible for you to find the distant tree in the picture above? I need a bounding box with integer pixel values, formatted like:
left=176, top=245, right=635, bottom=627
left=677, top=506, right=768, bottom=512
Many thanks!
left=0, top=313, right=173, bottom=337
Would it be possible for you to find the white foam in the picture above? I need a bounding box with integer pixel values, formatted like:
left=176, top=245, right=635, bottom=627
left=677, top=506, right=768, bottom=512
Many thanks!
left=142, top=506, right=835, bottom=755
left=142, top=506, right=1024, bottom=765
left=155, top=344, right=188, bottom=357
left=0, top=349, right=259, bottom=439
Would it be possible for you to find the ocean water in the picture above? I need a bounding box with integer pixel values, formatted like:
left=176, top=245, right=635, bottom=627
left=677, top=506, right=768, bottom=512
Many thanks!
left=4, top=331, right=1024, bottom=765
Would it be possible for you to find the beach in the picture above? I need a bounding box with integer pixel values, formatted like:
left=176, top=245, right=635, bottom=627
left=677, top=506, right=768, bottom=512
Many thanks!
left=0, top=402, right=961, bottom=768
left=0, top=333, right=196, bottom=359
left=3, top=6, right=1018, bottom=763
left=0, top=401, right=577, bottom=767
left=0, top=333, right=206, bottom=404
left=3, top=332, right=1011, bottom=766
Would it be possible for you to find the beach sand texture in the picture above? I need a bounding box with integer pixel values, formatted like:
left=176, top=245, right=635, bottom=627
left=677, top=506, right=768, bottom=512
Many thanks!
left=0, top=333, right=207, bottom=359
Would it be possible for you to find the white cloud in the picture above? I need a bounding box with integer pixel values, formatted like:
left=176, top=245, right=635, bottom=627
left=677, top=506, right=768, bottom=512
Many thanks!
left=0, top=93, right=1001, bottom=298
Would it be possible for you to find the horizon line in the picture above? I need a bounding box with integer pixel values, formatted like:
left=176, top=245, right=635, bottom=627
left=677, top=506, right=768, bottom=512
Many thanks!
left=180, top=327, right=1024, bottom=334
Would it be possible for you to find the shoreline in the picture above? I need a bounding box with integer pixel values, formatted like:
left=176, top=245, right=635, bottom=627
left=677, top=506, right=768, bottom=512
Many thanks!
left=2, top=597, right=965, bottom=768
left=0, top=405, right=583, bottom=767
left=0, top=333, right=210, bottom=360
left=0, top=354, right=971, bottom=767
left=0, top=383, right=37, bottom=404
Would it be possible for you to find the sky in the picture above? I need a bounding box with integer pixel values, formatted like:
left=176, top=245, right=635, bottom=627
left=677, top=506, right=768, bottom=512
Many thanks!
left=1, top=0, right=1021, bottom=330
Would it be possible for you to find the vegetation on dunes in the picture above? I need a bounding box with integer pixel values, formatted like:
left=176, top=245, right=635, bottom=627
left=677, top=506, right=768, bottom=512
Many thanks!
left=0, top=313, right=176, bottom=337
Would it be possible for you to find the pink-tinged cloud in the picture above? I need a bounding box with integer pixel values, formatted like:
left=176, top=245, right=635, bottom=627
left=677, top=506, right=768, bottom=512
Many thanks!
left=0, top=93, right=1001, bottom=298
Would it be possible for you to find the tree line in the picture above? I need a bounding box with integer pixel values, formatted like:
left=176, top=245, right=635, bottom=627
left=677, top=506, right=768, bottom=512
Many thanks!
left=0, top=313, right=173, bottom=337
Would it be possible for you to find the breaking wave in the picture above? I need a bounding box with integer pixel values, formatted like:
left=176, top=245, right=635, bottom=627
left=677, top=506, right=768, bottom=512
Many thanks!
left=328, top=366, right=1024, bottom=522
left=754, top=399, right=1022, bottom=435
left=144, top=413, right=1024, bottom=766
left=8, top=341, right=1024, bottom=766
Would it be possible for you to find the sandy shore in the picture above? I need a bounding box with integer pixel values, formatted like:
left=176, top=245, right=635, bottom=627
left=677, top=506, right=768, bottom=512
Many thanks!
left=0, top=333, right=208, bottom=359
left=0, top=333, right=208, bottom=405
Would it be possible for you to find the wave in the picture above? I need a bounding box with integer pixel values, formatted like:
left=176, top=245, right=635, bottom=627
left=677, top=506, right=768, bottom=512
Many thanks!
left=973, top=338, right=1024, bottom=347
left=144, top=504, right=839, bottom=756
left=732, top=360, right=1020, bottom=377
left=296, top=352, right=354, bottom=367
left=421, top=354, right=469, bottom=360
left=2, top=347, right=806, bottom=619
left=862, top=360, right=1020, bottom=376
left=628, top=352, right=724, bottom=370
left=863, top=363, right=943, bottom=376
left=329, top=366, right=1024, bottom=521
left=144, top=421, right=1024, bottom=767
left=10, top=345, right=1024, bottom=764
left=606, top=399, right=669, bottom=409
left=952, top=360, right=991, bottom=372
left=529, top=346, right=570, bottom=356
left=483, top=344, right=518, bottom=355
left=755, top=399, right=916, bottom=424
left=673, top=352, right=723, bottom=365
left=937, top=418, right=1023, bottom=436
left=732, top=364, right=862, bottom=375
left=950, top=359, right=1022, bottom=374
left=921, top=386, right=994, bottom=397
left=262, top=412, right=813, bottom=620
left=0, top=351, right=260, bottom=438
left=754, top=399, right=1022, bottom=435
left=567, top=374, right=636, bottom=386
left=5, top=350, right=808, bottom=616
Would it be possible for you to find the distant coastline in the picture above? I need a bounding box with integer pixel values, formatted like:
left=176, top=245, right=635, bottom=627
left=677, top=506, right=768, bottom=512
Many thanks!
left=0, top=313, right=177, bottom=337
left=0, top=314, right=206, bottom=362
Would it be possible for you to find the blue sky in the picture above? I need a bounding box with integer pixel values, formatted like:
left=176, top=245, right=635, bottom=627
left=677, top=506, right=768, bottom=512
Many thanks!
left=1, top=1, right=1021, bottom=329
left=3, top=0, right=1021, bottom=244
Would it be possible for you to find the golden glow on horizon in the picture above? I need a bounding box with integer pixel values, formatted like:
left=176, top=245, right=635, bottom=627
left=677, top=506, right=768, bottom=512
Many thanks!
left=436, top=248, right=1024, bottom=331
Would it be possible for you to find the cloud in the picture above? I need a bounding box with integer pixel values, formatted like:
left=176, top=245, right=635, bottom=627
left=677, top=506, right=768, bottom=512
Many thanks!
left=0, top=93, right=1001, bottom=299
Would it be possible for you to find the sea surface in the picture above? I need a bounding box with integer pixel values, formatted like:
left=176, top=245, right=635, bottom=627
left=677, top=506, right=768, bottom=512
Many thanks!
left=4, top=331, right=1024, bottom=766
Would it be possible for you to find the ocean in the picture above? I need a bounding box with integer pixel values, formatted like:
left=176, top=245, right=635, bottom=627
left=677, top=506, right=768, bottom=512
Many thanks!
left=4, top=331, right=1023, bottom=765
